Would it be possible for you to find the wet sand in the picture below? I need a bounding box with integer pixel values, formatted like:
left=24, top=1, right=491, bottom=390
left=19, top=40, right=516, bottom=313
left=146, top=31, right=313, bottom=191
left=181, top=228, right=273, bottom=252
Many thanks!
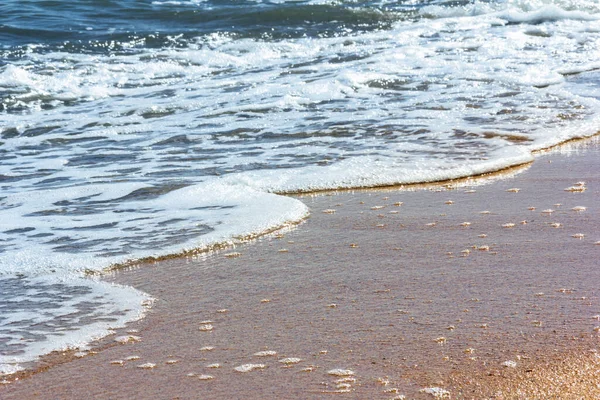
left=2, top=137, right=600, bottom=399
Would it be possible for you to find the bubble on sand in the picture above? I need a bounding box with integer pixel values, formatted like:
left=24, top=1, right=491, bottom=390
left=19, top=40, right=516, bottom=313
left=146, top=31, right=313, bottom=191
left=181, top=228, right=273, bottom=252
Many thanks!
left=572, top=233, right=585, bottom=239
left=542, top=209, right=554, bottom=214
left=479, top=210, right=491, bottom=214
left=137, top=363, right=156, bottom=369
left=126, top=355, right=140, bottom=361
left=327, top=369, right=355, bottom=377
left=278, top=249, right=288, bottom=253
left=300, top=366, right=315, bottom=372
left=572, top=206, right=587, bottom=212
left=224, top=252, right=242, bottom=258
left=394, top=202, right=403, bottom=206
left=420, top=387, right=451, bottom=398
left=506, top=188, right=520, bottom=193
left=198, top=374, right=214, bottom=380
left=434, top=337, right=447, bottom=345
left=166, top=359, right=179, bottom=364
left=199, top=324, right=213, bottom=331
left=460, top=222, right=471, bottom=227
left=200, top=346, right=214, bottom=351
left=114, top=335, right=141, bottom=344
left=564, top=186, right=586, bottom=192
left=234, top=364, right=267, bottom=373
left=254, top=350, right=277, bottom=357
left=502, top=360, right=518, bottom=368
left=206, top=363, right=221, bottom=369
left=371, top=206, right=385, bottom=210
left=261, top=298, right=271, bottom=303
left=216, top=309, right=228, bottom=313
left=528, top=207, right=536, bottom=211
left=110, top=360, right=124, bottom=366
left=550, top=222, right=562, bottom=228
left=502, top=223, right=515, bottom=228
left=73, top=351, right=87, bottom=358
left=336, top=382, right=352, bottom=390
left=279, top=357, right=302, bottom=365
left=426, top=222, right=437, bottom=227
left=322, top=209, right=336, bottom=214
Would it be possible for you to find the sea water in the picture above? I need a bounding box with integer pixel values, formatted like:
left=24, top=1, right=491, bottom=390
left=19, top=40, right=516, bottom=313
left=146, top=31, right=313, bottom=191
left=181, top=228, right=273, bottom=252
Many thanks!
left=1, top=0, right=599, bottom=375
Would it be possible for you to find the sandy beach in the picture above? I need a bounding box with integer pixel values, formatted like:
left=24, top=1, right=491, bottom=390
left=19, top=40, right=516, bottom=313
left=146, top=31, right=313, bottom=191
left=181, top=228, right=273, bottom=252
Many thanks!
left=2, top=137, right=600, bottom=399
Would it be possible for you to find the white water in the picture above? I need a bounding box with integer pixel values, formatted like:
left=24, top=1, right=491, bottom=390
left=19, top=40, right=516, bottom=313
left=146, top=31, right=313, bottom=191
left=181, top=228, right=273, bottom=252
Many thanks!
left=1, top=0, right=600, bottom=375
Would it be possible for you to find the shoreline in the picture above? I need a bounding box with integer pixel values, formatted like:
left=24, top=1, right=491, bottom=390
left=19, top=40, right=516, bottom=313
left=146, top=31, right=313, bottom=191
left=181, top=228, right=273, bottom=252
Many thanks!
left=89, top=134, right=600, bottom=275
left=2, top=136, right=600, bottom=399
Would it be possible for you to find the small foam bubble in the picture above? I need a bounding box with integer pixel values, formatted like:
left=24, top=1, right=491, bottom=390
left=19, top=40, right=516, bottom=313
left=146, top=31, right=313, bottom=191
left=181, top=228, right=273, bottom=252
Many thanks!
left=327, top=368, right=355, bottom=377
left=234, top=363, right=267, bottom=373
left=114, top=335, right=141, bottom=344
left=254, top=350, right=277, bottom=357
left=419, top=387, right=451, bottom=398
left=137, top=363, right=156, bottom=369
left=279, top=357, right=302, bottom=364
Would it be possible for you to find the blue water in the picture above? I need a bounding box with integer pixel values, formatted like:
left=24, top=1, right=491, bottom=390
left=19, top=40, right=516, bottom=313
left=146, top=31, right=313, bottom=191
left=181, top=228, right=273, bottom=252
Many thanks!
left=1, top=0, right=600, bottom=375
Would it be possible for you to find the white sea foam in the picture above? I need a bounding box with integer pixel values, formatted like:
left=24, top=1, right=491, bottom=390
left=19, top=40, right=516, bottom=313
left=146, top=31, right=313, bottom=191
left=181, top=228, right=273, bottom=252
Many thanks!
left=1, top=0, right=600, bottom=375
left=0, top=181, right=309, bottom=276
left=0, top=276, right=150, bottom=375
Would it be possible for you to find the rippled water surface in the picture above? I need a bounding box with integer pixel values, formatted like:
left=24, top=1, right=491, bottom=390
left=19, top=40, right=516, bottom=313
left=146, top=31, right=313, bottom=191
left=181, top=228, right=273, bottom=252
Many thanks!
left=1, top=0, right=600, bottom=374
